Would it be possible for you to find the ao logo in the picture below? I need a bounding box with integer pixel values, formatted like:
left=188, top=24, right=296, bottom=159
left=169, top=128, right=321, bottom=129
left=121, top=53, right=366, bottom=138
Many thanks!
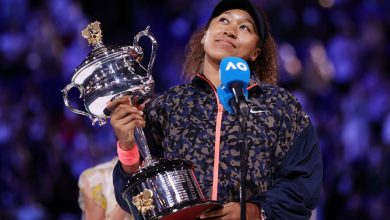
left=225, top=61, right=248, bottom=71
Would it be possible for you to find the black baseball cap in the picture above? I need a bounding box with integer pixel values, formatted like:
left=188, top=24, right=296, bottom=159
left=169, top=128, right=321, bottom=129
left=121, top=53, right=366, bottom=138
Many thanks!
left=209, top=0, right=268, bottom=45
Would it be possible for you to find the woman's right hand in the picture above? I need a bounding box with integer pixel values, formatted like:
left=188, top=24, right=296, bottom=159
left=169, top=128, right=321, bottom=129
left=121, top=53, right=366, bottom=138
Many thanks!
left=108, top=96, right=146, bottom=150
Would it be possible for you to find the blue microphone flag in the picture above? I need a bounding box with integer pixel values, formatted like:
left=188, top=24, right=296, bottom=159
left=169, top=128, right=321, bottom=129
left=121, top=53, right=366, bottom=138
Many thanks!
left=217, top=57, right=250, bottom=114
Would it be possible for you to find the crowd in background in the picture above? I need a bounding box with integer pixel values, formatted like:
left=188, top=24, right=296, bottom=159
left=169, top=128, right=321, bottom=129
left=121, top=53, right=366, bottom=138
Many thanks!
left=0, top=0, right=389, bottom=219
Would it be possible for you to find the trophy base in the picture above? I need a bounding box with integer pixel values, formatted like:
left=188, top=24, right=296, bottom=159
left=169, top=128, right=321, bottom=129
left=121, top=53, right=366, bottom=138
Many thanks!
left=123, top=160, right=223, bottom=220
left=160, top=200, right=223, bottom=220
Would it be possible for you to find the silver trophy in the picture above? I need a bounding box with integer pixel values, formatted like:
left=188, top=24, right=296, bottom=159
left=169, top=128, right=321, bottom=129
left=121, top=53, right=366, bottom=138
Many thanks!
left=62, top=21, right=222, bottom=220
left=62, top=21, right=155, bottom=126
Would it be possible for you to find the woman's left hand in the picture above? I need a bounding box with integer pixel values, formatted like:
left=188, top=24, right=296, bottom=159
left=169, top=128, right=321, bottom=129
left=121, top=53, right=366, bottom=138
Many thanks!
left=199, top=202, right=262, bottom=220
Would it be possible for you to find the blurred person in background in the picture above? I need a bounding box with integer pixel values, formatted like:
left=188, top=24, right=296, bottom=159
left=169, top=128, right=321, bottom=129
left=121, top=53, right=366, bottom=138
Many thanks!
left=78, top=157, right=133, bottom=220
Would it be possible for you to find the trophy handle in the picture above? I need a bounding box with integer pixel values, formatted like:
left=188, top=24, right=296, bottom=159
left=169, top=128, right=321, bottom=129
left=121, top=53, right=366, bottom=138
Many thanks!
left=61, top=82, right=107, bottom=126
left=133, top=26, right=158, bottom=73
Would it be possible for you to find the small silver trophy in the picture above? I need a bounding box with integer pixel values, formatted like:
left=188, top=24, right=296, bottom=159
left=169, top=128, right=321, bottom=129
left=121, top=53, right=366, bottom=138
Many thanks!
left=62, top=21, right=221, bottom=220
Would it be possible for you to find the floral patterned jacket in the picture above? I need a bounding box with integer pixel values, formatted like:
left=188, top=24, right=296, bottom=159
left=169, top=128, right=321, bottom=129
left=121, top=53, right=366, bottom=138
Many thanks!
left=114, top=74, right=323, bottom=220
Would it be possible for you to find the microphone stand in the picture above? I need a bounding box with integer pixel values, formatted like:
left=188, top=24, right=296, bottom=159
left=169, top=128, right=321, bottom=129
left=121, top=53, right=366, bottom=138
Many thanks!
left=231, top=85, right=249, bottom=220
left=238, top=101, right=249, bottom=220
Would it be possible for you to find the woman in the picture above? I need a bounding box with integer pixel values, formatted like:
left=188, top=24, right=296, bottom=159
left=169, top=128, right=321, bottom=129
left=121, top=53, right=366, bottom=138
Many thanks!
left=109, top=0, right=322, bottom=219
left=78, top=157, right=133, bottom=220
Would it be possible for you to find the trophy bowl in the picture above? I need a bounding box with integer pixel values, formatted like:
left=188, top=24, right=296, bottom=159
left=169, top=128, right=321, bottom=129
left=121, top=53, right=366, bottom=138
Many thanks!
left=62, top=21, right=156, bottom=125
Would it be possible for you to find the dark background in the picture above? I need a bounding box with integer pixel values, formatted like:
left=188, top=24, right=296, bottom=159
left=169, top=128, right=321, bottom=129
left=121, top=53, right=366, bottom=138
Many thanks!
left=1, top=0, right=389, bottom=219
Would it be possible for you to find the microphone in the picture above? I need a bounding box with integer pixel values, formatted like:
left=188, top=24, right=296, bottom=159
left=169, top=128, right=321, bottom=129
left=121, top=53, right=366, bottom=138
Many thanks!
left=217, top=57, right=250, bottom=114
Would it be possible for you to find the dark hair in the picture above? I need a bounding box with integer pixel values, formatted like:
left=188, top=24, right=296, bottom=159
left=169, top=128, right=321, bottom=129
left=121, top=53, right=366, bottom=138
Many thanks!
left=183, top=7, right=278, bottom=85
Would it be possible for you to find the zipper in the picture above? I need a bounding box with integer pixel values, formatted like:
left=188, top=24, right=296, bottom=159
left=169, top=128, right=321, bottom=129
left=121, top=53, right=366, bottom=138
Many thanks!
left=196, top=74, right=223, bottom=201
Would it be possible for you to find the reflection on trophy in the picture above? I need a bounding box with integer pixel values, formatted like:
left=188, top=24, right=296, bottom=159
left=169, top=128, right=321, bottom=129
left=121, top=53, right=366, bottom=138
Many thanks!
left=62, top=21, right=221, bottom=220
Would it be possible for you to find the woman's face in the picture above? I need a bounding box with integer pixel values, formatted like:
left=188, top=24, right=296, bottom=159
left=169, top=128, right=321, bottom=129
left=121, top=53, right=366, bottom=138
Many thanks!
left=203, top=9, right=261, bottom=63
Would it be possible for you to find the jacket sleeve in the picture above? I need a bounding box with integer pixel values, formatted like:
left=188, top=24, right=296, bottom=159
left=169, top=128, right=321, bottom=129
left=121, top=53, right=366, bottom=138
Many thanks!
left=113, top=161, right=134, bottom=214
left=248, top=122, right=323, bottom=220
